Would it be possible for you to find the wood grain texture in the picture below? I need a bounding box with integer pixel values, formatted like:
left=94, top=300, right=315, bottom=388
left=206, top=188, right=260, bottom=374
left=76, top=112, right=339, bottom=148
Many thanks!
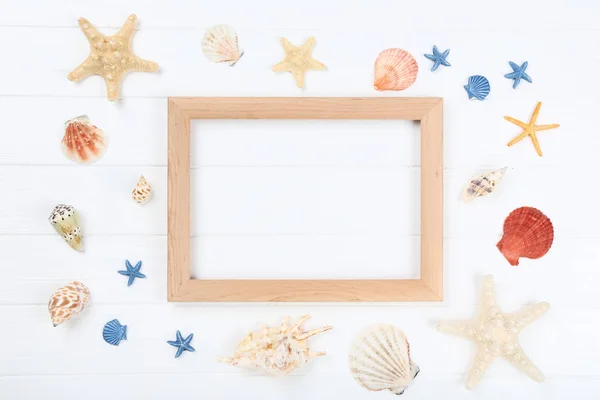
left=168, top=97, right=443, bottom=302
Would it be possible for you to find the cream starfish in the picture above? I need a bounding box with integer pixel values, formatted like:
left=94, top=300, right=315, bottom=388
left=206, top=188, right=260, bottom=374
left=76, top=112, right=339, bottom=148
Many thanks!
left=438, top=275, right=549, bottom=390
left=68, top=14, right=159, bottom=101
left=505, top=102, right=559, bottom=156
left=272, top=37, right=326, bottom=88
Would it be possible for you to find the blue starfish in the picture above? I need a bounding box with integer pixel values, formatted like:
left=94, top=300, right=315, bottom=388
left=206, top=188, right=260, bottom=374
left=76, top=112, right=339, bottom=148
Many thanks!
left=118, top=260, right=146, bottom=287
left=504, top=61, right=532, bottom=89
left=424, top=45, right=451, bottom=72
left=167, top=330, right=195, bottom=358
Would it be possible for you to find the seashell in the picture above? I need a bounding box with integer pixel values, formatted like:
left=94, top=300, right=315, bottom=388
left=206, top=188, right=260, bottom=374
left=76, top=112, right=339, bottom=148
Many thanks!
left=497, top=207, right=554, bottom=266
left=103, top=319, right=127, bottom=346
left=349, top=324, right=419, bottom=395
left=464, top=167, right=507, bottom=202
left=48, top=204, right=84, bottom=251
left=48, top=281, right=90, bottom=327
left=374, top=48, right=418, bottom=91
left=202, top=24, right=244, bottom=66
left=464, top=75, right=490, bottom=100
left=132, top=175, right=152, bottom=204
left=218, top=315, right=332, bottom=376
left=61, top=116, right=107, bottom=164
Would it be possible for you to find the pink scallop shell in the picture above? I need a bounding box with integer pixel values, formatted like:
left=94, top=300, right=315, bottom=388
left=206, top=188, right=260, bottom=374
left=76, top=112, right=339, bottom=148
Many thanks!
left=374, top=48, right=418, bottom=91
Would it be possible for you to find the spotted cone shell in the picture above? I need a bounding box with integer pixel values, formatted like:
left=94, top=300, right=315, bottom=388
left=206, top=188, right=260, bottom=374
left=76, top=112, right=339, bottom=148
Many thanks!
left=62, top=116, right=107, bottom=164
left=497, top=207, right=554, bottom=266
left=374, top=48, right=418, bottom=91
left=48, top=281, right=90, bottom=327
left=132, top=175, right=152, bottom=204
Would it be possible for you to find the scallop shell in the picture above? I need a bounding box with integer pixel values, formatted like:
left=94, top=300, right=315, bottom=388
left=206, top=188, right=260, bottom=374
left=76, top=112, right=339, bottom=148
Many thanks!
left=62, top=116, right=107, bottom=164
left=374, top=48, right=418, bottom=91
left=202, top=24, right=244, bottom=66
left=48, top=281, right=90, bottom=327
left=464, top=167, right=507, bottom=202
left=349, top=324, right=419, bottom=395
left=497, top=207, right=554, bottom=266
left=132, top=175, right=152, bottom=204
left=48, top=204, right=84, bottom=251
left=103, top=319, right=127, bottom=346
left=464, top=75, right=490, bottom=100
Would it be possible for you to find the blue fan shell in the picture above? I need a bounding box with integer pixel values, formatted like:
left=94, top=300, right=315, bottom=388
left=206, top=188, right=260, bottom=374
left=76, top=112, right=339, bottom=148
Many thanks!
left=103, top=319, right=127, bottom=346
left=464, top=75, right=490, bottom=101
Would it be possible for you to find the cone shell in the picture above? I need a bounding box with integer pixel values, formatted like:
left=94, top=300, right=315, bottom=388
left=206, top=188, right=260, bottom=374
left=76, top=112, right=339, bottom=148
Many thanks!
left=374, top=48, right=418, bottom=91
left=464, top=167, right=507, bottom=202
left=349, top=324, right=419, bottom=395
left=132, top=175, right=152, bottom=204
left=48, top=281, right=90, bottom=327
left=202, top=24, right=244, bottom=66
left=497, top=207, right=554, bottom=266
left=62, top=116, right=107, bottom=164
left=48, top=204, right=84, bottom=251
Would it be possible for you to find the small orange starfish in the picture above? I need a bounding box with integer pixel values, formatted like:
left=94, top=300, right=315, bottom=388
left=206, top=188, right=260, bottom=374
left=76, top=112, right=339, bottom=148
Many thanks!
left=505, top=102, right=559, bottom=156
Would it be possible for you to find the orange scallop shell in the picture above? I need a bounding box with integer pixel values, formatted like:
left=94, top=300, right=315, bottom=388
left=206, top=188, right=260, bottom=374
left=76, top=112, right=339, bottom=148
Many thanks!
left=496, top=207, right=554, bottom=266
left=374, top=48, right=418, bottom=91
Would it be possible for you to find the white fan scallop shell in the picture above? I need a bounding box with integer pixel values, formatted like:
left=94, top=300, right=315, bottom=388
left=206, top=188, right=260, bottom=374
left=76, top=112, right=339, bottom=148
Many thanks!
left=201, top=24, right=244, bottom=66
left=348, top=324, right=419, bottom=395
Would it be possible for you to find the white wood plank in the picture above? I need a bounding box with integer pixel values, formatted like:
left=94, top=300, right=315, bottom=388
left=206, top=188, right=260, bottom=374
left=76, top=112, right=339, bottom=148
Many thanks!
left=1, top=374, right=599, bottom=400
left=2, top=0, right=598, bottom=30
left=0, top=305, right=596, bottom=376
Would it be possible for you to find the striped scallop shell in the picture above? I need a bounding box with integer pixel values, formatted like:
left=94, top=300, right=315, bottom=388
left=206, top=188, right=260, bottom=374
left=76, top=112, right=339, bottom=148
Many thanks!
left=464, top=75, right=490, bottom=100
left=132, top=175, right=152, bottom=204
left=48, top=281, right=90, bottom=327
left=62, top=115, right=107, bottom=164
left=103, top=319, right=127, bottom=346
left=497, top=207, right=554, bottom=266
left=374, top=48, right=418, bottom=91
left=349, top=324, right=419, bottom=395
left=202, top=24, right=244, bottom=66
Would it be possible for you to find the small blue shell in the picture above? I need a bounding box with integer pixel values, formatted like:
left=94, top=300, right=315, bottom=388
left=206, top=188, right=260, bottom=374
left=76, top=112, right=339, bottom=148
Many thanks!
left=464, top=75, right=490, bottom=101
left=103, top=319, right=127, bottom=346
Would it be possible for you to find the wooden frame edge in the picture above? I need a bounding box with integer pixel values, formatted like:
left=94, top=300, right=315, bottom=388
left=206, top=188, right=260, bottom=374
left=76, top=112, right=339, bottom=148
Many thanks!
left=167, top=97, right=443, bottom=302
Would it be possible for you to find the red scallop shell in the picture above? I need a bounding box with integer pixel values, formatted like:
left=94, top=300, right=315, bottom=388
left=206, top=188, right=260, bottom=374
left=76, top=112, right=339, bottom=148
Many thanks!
left=496, top=207, right=554, bottom=266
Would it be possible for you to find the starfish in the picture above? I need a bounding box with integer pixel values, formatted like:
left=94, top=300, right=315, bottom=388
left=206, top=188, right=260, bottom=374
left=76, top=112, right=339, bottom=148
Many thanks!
left=272, top=37, right=326, bottom=88
left=68, top=14, right=159, bottom=101
left=167, top=330, right=196, bottom=358
left=438, top=275, right=549, bottom=390
left=504, top=61, right=532, bottom=89
left=118, top=260, right=147, bottom=287
left=424, top=45, right=451, bottom=72
left=505, top=102, right=559, bottom=156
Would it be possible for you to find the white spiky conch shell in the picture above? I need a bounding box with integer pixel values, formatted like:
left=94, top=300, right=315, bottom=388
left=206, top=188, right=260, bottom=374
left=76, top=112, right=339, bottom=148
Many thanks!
left=374, top=48, right=418, bottom=91
left=464, top=167, right=507, bottom=202
left=349, top=324, right=419, bottom=395
left=202, top=24, right=244, bottom=66
left=218, top=315, right=332, bottom=376
left=132, top=175, right=152, bottom=204
left=48, top=281, right=90, bottom=327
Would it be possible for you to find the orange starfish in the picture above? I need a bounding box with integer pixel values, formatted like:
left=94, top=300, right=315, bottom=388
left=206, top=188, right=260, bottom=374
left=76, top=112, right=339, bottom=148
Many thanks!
left=505, top=102, right=559, bottom=156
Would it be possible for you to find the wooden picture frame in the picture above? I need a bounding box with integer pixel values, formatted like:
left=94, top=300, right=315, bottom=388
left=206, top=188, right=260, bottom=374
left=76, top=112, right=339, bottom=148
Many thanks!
left=168, top=97, right=443, bottom=302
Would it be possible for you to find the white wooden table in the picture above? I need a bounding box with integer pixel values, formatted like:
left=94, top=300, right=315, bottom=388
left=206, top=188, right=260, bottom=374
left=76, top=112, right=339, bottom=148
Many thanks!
left=1, top=1, right=599, bottom=398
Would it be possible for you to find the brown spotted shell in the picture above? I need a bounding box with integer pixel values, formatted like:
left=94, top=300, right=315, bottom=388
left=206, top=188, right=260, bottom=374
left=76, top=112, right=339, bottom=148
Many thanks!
left=132, top=175, right=152, bottom=204
left=48, top=281, right=90, bottom=327
left=496, top=207, right=554, bottom=266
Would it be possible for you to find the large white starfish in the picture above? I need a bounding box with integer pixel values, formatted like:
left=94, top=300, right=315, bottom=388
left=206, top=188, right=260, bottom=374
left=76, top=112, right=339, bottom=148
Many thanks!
left=438, top=275, right=549, bottom=390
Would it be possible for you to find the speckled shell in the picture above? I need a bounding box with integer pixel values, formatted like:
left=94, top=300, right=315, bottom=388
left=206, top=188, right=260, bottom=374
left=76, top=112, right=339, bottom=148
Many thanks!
left=218, top=315, right=332, bottom=376
left=48, top=281, right=90, bottom=327
left=132, top=175, right=152, bottom=204
left=349, top=324, right=419, bottom=395
left=202, top=24, right=244, bottom=66
left=497, top=207, right=554, bottom=266
left=374, top=48, right=418, bottom=91
left=62, top=116, right=107, bottom=164
left=48, top=204, right=84, bottom=251
left=464, top=167, right=507, bottom=202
